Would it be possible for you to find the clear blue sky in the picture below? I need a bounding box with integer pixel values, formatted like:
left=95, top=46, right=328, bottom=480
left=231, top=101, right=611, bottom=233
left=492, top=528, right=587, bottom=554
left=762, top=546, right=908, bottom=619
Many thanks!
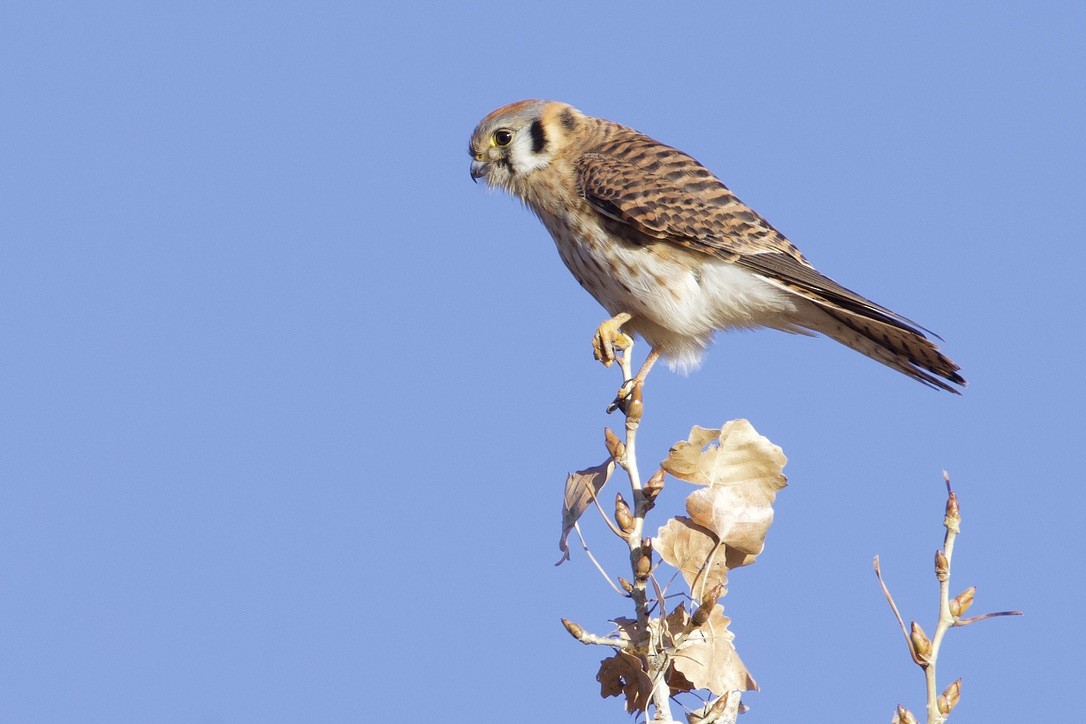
left=2, top=3, right=1082, bottom=721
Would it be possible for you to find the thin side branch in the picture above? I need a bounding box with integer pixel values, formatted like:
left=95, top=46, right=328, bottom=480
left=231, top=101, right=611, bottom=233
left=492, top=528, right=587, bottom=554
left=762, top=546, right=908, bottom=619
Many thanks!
left=586, top=474, right=627, bottom=540
left=561, top=618, right=632, bottom=650
left=954, top=610, right=1023, bottom=626
left=874, top=556, right=925, bottom=666
left=573, top=522, right=627, bottom=597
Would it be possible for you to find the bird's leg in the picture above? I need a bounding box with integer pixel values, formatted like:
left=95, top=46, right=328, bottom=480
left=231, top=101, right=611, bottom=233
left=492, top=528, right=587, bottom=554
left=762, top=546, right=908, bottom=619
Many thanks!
left=632, top=349, right=660, bottom=388
left=593, top=313, right=661, bottom=413
left=594, top=312, right=638, bottom=414
left=608, top=348, right=660, bottom=414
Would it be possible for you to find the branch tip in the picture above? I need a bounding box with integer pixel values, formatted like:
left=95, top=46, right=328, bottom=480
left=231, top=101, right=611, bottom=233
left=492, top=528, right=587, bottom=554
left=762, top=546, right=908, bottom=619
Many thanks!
left=945, top=491, right=960, bottom=527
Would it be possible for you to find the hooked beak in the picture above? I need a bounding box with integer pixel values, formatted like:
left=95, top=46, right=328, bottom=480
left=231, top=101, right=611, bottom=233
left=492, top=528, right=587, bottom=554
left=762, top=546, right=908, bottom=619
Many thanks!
left=470, top=159, right=488, bottom=183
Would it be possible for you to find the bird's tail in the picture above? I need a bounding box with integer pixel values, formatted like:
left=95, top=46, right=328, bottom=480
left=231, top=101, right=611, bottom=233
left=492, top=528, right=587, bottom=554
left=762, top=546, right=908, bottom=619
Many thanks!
left=802, top=305, right=966, bottom=393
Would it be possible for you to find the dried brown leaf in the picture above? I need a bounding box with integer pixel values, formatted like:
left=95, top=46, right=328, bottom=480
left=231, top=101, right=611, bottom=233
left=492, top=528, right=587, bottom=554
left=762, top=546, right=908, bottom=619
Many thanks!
left=685, top=485, right=777, bottom=557
left=654, top=517, right=731, bottom=595
left=661, top=421, right=787, bottom=560
left=667, top=662, right=697, bottom=696
left=687, top=692, right=742, bottom=724
left=665, top=603, right=690, bottom=636
left=597, top=651, right=652, bottom=714
left=611, top=616, right=641, bottom=644
left=556, top=459, right=614, bottom=565
left=660, top=426, right=721, bottom=481
left=662, top=420, right=787, bottom=489
left=670, top=604, right=757, bottom=696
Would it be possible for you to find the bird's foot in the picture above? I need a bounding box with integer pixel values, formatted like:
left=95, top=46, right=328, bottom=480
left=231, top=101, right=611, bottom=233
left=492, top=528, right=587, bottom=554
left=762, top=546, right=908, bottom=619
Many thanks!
left=593, top=313, right=633, bottom=368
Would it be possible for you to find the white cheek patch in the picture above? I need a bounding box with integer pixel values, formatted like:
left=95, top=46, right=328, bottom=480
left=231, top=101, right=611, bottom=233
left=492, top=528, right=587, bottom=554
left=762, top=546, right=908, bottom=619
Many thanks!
left=507, top=131, right=551, bottom=176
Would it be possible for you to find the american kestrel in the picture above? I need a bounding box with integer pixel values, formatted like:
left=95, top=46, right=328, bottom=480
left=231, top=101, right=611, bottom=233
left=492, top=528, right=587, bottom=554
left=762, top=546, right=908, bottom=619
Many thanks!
left=469, top=100, right=965, bottom=393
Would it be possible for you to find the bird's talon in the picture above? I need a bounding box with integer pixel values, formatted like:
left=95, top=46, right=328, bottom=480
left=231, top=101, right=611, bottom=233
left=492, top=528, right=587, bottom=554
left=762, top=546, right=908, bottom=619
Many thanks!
left=592, top=316, right=633, bottom=367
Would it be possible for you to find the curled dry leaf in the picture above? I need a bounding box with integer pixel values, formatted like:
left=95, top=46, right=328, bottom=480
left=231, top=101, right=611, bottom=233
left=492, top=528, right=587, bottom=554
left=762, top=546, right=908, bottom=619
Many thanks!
left=654, top=517, right=731, bottom=595
left=597, top=650, right=652, bottom=714
left=686, top=487, right=776, bottom=557
left=556, top=459, right=614, bottom=565
left=662, top=420, right=787, bottom=489
left=660, top=426, right=722, bottom=481
left=667, top=662, right=697, bottom=697
left=687, top=691, right=742, bottom=724
left=666, top=604, right=757, bottom=696
left=610, top=616, right=640, bottom=645
left=662, top=421, right=787, bottom=559
left=608, top=611, right=698, bottom=697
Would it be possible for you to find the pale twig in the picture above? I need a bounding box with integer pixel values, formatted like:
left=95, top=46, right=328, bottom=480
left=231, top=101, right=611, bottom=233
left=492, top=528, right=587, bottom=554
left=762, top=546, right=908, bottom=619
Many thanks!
left=573, top=522, right=627, bottom=597
left=922, top=475, right=961, bottom=723
left=660, top=567, right=681, bottom=597
left=586, top=476, right=627, bottom=540
left=649, top=573, right=668, bottom=617
left=691, top=539, right=727, bottom=604
left=561, top=617, right=633, bottom=650
left=954, top=610, right=1023, bottom=626
left=617, top=342, right=634, bottom=389
left=612, top=339, right=675, bottom=722
left=873, top=556, right=925, bottom=666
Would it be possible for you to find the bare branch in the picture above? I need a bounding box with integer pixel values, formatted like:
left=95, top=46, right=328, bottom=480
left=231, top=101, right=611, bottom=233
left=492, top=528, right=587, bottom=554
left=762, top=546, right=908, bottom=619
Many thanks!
left=585, top=478, right=627, bottom=540
left=953, top=610, right=1023, bottom=626
left=573, top=522, right=627, bottom=597
left=561, top=618, right=632, bottom=650
left=874, top=556, right=925, bottom=666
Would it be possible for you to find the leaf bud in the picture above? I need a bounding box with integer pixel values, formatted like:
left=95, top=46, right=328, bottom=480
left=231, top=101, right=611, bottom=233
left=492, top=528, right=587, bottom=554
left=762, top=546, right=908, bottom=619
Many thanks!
left=634, top=538, right=653, bottom=580
left=945, top=491, right=961, bottom=531
left=561, top=618, right=584, bottom=641
left=625, top=381, right=644, bottom=423
left=604, top=427, right=625, bottom=461
left=615, top=493, right=636, bottom=534
left=643, top=469, right=666, bottom=501
left=893, top=705, right=918, bottom=724
left=910, top=621, right=932, bottom=659
left=934, top=549, right=949, bottom=580
left=937, top=678, right=961, bottom=714
left=692, top=585, right=723, bottom=627
left=949, top=586, right=976, bottom=618
left=618, top=577, right=634, bottom=593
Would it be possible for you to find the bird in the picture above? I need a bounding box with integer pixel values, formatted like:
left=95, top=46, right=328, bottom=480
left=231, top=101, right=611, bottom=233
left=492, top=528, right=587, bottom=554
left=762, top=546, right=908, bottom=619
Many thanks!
left=469, top=100, right=965, bottom=395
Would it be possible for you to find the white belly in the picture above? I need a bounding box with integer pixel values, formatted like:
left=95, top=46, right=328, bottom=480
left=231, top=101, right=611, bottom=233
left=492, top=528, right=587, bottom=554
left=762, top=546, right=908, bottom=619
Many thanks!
left=542, top=215, right=799, bottom=371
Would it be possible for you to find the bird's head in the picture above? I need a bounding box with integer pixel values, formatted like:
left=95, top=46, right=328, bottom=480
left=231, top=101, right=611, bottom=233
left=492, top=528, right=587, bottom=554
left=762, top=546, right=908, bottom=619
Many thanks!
left=469, top=100, right=582, bottom=194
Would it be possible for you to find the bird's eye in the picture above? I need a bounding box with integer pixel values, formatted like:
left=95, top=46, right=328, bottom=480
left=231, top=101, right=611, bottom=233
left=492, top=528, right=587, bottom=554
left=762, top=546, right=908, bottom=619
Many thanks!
left=493, top=129, right=513, bottom=147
